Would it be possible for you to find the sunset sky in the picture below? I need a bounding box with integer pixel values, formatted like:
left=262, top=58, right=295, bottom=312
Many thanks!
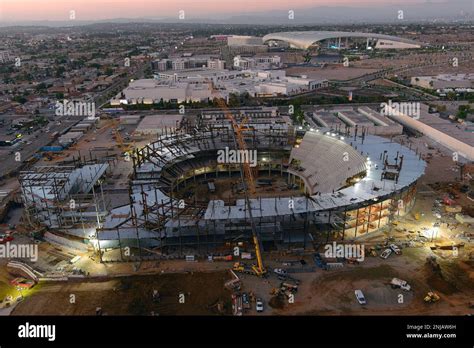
left=0, top=0, right=441, bottom=21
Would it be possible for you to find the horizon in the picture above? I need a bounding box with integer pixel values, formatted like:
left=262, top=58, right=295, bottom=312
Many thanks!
left=0, top=0, right=466, bottom=23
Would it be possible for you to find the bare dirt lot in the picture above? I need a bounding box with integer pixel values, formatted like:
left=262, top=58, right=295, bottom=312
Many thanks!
left=257, top=246, right=473, bottom=316
left=12, top=271, right=232, bottom=316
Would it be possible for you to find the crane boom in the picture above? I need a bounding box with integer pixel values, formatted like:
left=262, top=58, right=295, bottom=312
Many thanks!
left=214, top=98, right=265, bottom=276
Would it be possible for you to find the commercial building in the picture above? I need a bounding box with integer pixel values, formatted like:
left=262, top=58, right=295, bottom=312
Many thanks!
left=152, top=56, right=225, bottom=72
left=207, top=58, right=226, bottom=70
left=0, top=50, right=13, bottom=63
left=114, top=68, right=328, bottom=105
left=410, top=74, right=474, bottom=90
left=384, top=104, right=474, bottom=161
left=233, top=55, right=282, bottom=70
left=116, top=78, right=213, bottom=104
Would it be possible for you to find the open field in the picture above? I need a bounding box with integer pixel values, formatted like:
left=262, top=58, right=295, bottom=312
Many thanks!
left=11, top=271, right=232, bottom=316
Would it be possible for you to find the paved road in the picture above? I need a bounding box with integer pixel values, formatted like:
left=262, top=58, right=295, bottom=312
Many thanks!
left=0, top=117, right=77, bottom=178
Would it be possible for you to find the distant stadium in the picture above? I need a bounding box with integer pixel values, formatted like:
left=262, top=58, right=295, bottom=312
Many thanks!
left=263, top=31, right=423, bottom=50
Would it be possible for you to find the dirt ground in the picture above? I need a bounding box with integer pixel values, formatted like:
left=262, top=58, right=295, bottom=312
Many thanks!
left=245, top=245, right=473, bottom=316
left=11, top=271, right=232, bottom=316
left=177, top=174, right=301, bottom=203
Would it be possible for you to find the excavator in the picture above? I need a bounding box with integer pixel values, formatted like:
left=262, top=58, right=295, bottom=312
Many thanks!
left=214, top=97, right=266, bottom=277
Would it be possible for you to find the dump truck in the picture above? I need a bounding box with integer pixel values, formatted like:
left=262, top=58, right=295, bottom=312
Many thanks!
left=390, top=278, right=411, bottom=291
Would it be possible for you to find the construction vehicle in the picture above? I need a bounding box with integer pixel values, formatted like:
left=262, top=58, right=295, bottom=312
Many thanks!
left=110, top=119, right=135, bottom=156
left=367, top=247, right=378, bottom=257
left=390, top=278, right=411, bottom=291
left=424, top=291, right=440, bottom=303
left=233, top=262, right=265, bottom=277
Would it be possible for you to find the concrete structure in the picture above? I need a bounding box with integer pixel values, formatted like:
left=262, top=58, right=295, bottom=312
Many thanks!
left=308, top=106, right=403, bottom=136
left=91, top=125, right=424, bottom=257
left=22, top=115, right=424, bottom=259
left=120, top=115, right=141, bottom=125
left=263, top=31, right=422, bottom=50
left=385, top=105, right=474, bottom=161
left=411, top=74, right=474, bottom=90
left=58, top=131, right=84, bottom=146
left=134, top=114, right=183, bottom=136
left=20, top=164, right=109, bottom=230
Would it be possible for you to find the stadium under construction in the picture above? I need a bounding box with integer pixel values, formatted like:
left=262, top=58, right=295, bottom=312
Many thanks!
left=19, top=112, right=426, bottom=261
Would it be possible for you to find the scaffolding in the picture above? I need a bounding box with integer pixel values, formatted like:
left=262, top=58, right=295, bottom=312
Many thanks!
left=20, top=163, right=109, bottom=234
left=96, top=122, right=425, bottom=261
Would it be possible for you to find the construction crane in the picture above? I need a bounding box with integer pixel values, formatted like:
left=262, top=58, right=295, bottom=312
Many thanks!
left=217, top=103, right=256, bottom=196
left=214, top=97, right=266, bottom=277
left=107, top=118, right=135, bottom=156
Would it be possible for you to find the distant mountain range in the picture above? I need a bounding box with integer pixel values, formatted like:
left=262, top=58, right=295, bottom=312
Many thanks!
left=1, top=0, right=473, bottom=27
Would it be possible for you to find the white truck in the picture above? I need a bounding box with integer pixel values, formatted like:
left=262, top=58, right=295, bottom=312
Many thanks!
left=390, top=278, right=411, bottom=291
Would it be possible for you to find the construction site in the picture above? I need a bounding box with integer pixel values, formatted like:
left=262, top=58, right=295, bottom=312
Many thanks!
left=0, top=104, right=472, bottom=317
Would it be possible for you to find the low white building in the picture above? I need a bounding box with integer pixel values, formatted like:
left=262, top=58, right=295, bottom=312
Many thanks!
left=117, top=79, right=213, bottom=104
left=207, top=58, right=226, bottom=70
left=411, top=74, right=474, bottom=90
left=233, top=55, right=282, bottom=70
left=134, top=114, right=183, bottom=136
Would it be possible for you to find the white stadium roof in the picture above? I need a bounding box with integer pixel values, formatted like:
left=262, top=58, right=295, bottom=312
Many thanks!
left=262, top=31, right=422, bottom=50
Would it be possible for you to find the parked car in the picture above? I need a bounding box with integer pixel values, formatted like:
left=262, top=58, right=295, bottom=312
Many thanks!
left=380, top=249, right=392, bottom=259
left=389, top=244, right=402, bottom=255
left=354, top=290, right=366, bottom=305
left=256, top=298, right=264, bottom=312
left=242, top=292, right=250, bottom=309
left=273, top=268, right=287, bottom=276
